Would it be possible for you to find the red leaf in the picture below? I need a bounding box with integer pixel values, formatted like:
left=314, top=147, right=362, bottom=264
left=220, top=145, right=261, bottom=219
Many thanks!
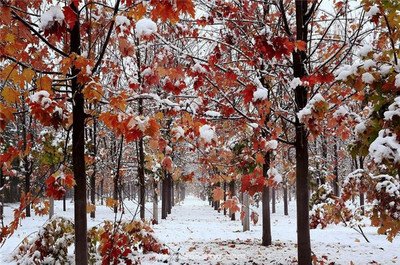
left=63, top=6, right=77, bottom=29
left=243, top=84, right=256, bottom=104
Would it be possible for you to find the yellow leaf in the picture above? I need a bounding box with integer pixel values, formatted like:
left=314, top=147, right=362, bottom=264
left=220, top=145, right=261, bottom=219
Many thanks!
left=82, top=82, right=103, bottom=102
left=22, top=68, right=35, bottom=83
left=36, top=76, right=53, bottom=93
left=87, top=203, right=96, bottom=213
left=105, top=197, right=118, bottom=208
left=5, top=33, right=15, bottom=43
left=128, top=3, right=147, bottom=21
left=1, top=87, right=20, bottom=104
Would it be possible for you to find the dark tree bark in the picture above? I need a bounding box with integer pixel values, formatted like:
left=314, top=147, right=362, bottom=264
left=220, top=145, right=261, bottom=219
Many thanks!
left=171, top=179, right=175, bottom=207
left=262, top=151, right=272, bottom=246
left=293, top=0, right=312, bottom=263
left=223, top=182, right=227, bottom=216
left=138, top=98, right=146, bottom=220
left=161, top=173, right=168, bottom=219
left=283, top=184, right=288, bottom=216
left=333, top=138, right=340, bottom=196
left=320, top=136, right=328, bottom=185
left=21, top=104, right=31, bottom=217
left=359, top=157, right=365, bottom=215
left=114, top=137, right=124, bottom=213
left=272, top=188, right=276, bottom=214
left=90, top=117, right=97, bottom=218
left=230, top=180, right=236, bottom=220
left=167, top=173, right=172, bottom=214
left=70, top=2, right=87, bottom=263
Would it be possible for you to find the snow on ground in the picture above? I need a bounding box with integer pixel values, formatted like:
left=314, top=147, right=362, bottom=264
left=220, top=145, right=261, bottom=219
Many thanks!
left=0, top=196, right=399, bottom=264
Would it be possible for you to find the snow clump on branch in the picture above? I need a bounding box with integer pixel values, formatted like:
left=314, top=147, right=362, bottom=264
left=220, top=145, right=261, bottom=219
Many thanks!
left=40, top=6, right=65, bottom=30
left=199, top=124, right=216, bottom=143
left=135, top=18, right=157, bottom=37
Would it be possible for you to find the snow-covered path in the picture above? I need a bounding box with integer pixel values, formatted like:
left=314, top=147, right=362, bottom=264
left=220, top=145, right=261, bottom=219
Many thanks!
left=143, top=196, right=399, bottom=265
left=0, top=196, right=399, bottom=264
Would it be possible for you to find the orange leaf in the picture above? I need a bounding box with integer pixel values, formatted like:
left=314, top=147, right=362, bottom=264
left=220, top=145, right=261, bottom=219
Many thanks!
left=145, top=118, right=160, bottom=137
left=106, top=197, right=118, bottom=208
left=212, top=187, right=224, bottom=201
left=1, top=87, right=20, bottom=104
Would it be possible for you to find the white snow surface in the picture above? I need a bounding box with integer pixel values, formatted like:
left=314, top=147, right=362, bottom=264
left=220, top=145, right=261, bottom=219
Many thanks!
left=205, top=110, right=222, bottom=117
left=199, top=124, right=216, bottom=143
left=40, top=5, right=64, bottom=30
left=267, top=167, right=282, bottom=183
left=366, top=5, right=380, bottom=18
left=361, top=72, right=374, bottom=84
left=384, top=96, right=400, bottom=121
left=357, top=44, right=372, bottom=57
left=369, top=129, right=400, bottom=164
left=115, top=15, right=130, bottom=27
left=135, top=18, right=157, bottom=37
left=297, top=93, right=325, bottom=121
left=253, top=87, right=269, bottom=101
left=289, top=77, right=302, bottom=89
left=1, top=196, right=398, bottom=264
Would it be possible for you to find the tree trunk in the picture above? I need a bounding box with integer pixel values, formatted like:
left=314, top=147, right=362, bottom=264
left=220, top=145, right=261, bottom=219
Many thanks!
left=100, top=179, right=104, bottom=205
left=90, top=117, right=97, bottom=218
left=359, top=157, right=365, bottom=215
left=138, top=144, right=145, bottom=218
left=63, top=195, right=66, bottom=212
left=0, top=166, right=4, bottom=226
left=243, top=192, right=250, bottom=231
left=262, top=151, right=272, bottom=246
left=272, top=188, right=276, bottom=214
left=293, top=0, right=311, bottom=263
left=230, top=180, right=236, bottom=220
left=161, top=173, right=168, bottom=219
left=71, top=2, right=88, bottom=263
left=283, top=184, right=288, bottom=216
left=333, top=138, right=339, bottom=196
left=223, top=182, right=227, bottom=216
left=171, top=179, right=175, bottom=207
left=167, top=173, right=172, bottom=214
left=114, top=137, right=124, bottom=213
left=49, top=197, right=54, bottom=219
left=153, top=178, right=159, bottom=224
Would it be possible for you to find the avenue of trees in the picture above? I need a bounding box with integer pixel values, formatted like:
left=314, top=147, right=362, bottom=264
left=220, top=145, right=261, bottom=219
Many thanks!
left=0, top=0, right=399, bottom=264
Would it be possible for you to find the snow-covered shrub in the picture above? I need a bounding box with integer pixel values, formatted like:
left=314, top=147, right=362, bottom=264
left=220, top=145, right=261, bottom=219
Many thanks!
left=13, top=219, right=168, bottom=264
left=13, top=216, right=74, bottom=265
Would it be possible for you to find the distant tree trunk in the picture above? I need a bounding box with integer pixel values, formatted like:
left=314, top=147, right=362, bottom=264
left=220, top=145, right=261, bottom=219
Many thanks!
left=167, top=174, right=172, bottom=214
left=21, top=105, right=31, bottom=217
left=262, top=151, right=272, bottom=246
left=161, top=172, right=168, bottom=219
left=333, top=138, right=339, bottom=196
left=152, top=178, right=158, bottom=224
left=243, top=192, right=250, bottom=231
left=223, top=182, right=227, bottom=216
left=49, top=197, right=54, bottom=219
left=90, top=117, right=97, bottom=218
left=320, top=136, right=328, bottom=185
left=114, top=137, right=123, bottom=213
left=230, top=180, right=236, bottom=220
left=359, top=157, right=365, bottom=215
left=0, top=166, right=4, bottom=226
left=171, top=179, right=175, bottom=207
left=100, top=179, right=104, bottom=205
left=283, top=184, right=288, bottom=216
left=180, top=183, right=185, bottom=201
left=63, top=195, right=66, bottom=212
left=272, top=188, right=276, bottom=214
left=293, top=0, right=312, bottom=263
left=70, top=2, right=88, bottom=263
